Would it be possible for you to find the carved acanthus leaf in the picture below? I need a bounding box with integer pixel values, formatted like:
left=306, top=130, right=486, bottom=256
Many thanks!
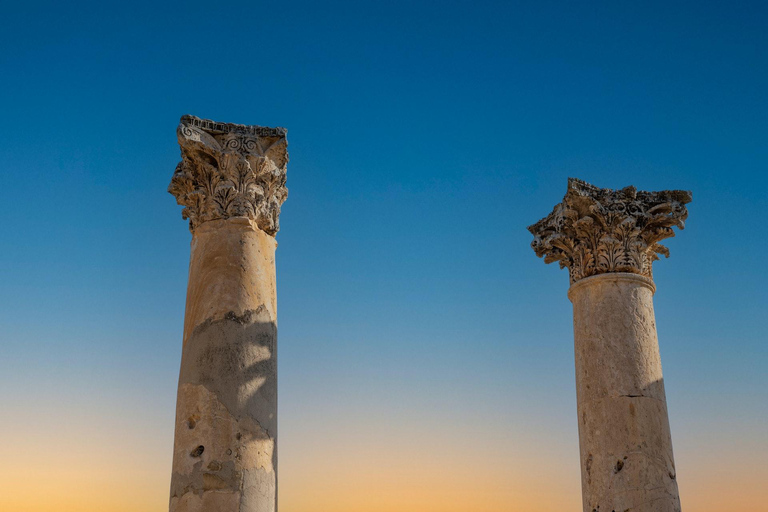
left=528, top=178, right=691, bottom=284
left=168, top=115, right=288, bottom=235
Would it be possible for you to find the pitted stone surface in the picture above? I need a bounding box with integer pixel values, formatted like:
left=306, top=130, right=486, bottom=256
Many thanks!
left=170, top=221, right=279, bottom=512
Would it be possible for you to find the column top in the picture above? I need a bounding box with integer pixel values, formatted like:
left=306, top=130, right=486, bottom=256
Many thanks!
left=528, top=178, right=691, bottom=284
left=168, top=115, right=289, bottom=235
left=567, top=272, right=656, bottom=301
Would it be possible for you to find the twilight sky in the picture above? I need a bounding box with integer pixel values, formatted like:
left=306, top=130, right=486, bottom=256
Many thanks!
left=1, top=1, right=767, bottom=511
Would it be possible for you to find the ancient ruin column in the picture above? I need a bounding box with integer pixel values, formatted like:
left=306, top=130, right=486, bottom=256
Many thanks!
left=528, top=178, right=691, bottom=512
left=167, top=115, right=288, bottom=512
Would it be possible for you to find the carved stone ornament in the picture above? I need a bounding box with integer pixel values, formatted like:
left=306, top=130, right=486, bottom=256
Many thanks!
left=528, top=178, right=692, bottom=284
left=168, top=115, right=288, bottom=235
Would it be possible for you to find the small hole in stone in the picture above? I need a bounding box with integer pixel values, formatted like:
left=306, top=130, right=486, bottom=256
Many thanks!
left=615, top=460, right=624, bottom=472
left=190, top=445, right=204, bottom=457
left=187, top=417, right=196, bottom=429
left=236, top=432, right=242, bottom=440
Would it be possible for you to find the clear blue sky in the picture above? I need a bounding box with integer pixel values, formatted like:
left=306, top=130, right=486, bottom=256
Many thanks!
left=1, top=1, right=766, bottom=510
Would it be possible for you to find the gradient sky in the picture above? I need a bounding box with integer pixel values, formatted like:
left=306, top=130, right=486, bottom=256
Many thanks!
left=1, top=1, right=767, bottom=511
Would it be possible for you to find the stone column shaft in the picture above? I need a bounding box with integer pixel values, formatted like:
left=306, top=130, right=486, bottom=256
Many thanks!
left=570, top=273, right=678, bottom=512
left=529, top=178, right=691, bottom=512
left=168, top=115, right=288, bottom=512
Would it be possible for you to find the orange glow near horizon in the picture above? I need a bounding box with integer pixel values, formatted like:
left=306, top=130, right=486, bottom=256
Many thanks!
left=3, top=400, right=766, bottom=512
left=5, top=441, right=767, bottom=512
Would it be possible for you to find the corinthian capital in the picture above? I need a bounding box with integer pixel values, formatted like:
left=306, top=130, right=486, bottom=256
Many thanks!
left=168, top=115, right=289, bottom=235
left=528, top=178, right=692, bottom=284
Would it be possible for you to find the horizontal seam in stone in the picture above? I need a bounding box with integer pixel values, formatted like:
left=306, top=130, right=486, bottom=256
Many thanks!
left=579, top=394, right=665, bottom=407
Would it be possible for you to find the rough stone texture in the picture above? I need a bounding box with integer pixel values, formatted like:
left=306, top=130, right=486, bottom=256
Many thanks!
left=169, top=115, right=288, bottom=235
left=529, top=178, right=691, bottom=284
left=168, top=116, right=287, bottom=512
left=170, top=219, right=278, bottom=512
left=569, top=273, right=679, bottom=512
left=529, top=179, right=690, bottom=512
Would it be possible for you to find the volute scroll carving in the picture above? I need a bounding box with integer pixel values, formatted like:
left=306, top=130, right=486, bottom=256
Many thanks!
left=528, top=178, right=692, bottom=284
left=169, top=115, right=288, bottom=235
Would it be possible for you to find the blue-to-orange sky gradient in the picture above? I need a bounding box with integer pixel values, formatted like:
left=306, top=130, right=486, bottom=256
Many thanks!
left=1, top=1, right=767, bottom=510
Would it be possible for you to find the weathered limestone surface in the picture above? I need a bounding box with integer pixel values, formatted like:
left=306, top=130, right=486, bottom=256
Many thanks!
left=529, top=178, right=691, bottom=512
left=168, top=116, right=288, bottom=512
left=570, top=273, right=678, bottom=512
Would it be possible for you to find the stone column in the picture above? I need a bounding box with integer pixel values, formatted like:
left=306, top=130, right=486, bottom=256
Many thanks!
left=167, top=115, right=288, bottom=512
left=528, top=178, right=692, bottom=512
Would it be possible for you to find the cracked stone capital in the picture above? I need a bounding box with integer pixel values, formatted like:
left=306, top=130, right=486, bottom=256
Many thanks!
left=528, top=178, right=692, bottom=284
left=168, top=115, right=289, bottom=235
